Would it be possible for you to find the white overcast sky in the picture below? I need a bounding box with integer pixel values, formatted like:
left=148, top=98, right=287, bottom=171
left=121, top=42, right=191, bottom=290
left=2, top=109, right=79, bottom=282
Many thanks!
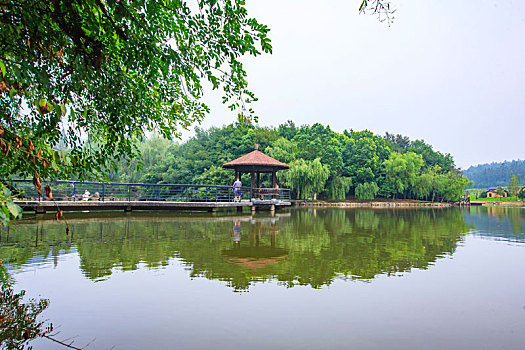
left=183, top=0, right=525, bottom=169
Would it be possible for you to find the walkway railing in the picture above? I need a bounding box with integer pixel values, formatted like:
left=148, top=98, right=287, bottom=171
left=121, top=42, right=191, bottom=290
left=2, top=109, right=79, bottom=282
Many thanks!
left=9, top=180, right=291, bottom=203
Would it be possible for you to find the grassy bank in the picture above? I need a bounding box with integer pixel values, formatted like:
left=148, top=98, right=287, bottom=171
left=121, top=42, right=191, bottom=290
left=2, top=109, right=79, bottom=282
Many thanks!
left=468, top=195, right=522, bottom=202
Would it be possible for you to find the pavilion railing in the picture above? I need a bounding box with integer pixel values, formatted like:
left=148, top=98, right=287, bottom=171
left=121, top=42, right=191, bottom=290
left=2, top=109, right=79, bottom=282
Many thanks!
left=8, top=180, right=291, bottom=203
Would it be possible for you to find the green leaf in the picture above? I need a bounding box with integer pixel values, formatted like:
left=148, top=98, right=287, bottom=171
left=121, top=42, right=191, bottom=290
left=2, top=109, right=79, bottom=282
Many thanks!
left=0, top=209, right=8, bottom=226
left=9, top=87, right=17, bottom=97
left=55, top=103, right=62, bottom=117
left=6, top=201, right=21, bottom=218
left=0, top=60, right=5, bottom=77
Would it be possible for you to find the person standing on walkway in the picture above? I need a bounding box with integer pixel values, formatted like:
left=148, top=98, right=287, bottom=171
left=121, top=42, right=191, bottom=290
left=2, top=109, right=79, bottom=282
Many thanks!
left=233, top=177, right=242, bottom=202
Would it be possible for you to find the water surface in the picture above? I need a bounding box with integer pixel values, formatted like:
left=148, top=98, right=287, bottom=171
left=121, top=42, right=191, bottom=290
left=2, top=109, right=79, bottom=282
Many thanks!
left=2, top=207, right=524, bottom=349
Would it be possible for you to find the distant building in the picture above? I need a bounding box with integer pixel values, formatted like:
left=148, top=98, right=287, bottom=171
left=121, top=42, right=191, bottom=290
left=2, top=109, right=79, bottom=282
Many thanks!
left=486, top=187, right=508, bottom=198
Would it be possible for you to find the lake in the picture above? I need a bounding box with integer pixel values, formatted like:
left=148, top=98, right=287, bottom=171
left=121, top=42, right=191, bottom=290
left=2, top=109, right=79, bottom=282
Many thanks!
left=2, top=207, right=525, bottom=349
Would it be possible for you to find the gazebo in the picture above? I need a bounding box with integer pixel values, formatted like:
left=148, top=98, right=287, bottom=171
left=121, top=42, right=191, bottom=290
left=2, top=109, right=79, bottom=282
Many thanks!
left=222, top=144, right=289, bottom=190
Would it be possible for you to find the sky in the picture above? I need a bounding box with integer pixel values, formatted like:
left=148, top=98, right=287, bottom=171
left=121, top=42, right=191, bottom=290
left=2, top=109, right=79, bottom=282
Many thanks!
left=183, top=0, right=525, bottom=169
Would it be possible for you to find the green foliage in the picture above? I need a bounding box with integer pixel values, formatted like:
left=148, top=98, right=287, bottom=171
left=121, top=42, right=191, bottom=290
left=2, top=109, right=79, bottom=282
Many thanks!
left=194, top=165, right=231, bottom=186
left=355, top=182, right=379, bottom=200
left=383, top=152, right=424, bottom=198
left=518, top=190, right=525, bottom=200
left=471, top=196, right=521, bottom=202
left=509, top=171, right=521, bottom=197
left=495, top=187, right=507, bottom=196
left=1, top=0, right=272, bottom=182
left=108, top=123, right=279, bottom=185
left=292, top=123, right=345, bottom=175
left=264, top=137, right=297, bottom=164
left=437, top=170, right=473, bottom=202
left=463, top=160, right=525, bottom=188
left=0, top=186, right=22, bottom=226
left=279, top=158, right=329, bottom=200
left=343, top=129, right=390, bottom=184
left=100, top=121, right=469, bottom=202
left=413, top=169, right=435, bottom=200
left=384, top=133, right=453, bottom=173
left=276, top=120, right=298, bottom=140
left=326, top=176, right=352, bottom=200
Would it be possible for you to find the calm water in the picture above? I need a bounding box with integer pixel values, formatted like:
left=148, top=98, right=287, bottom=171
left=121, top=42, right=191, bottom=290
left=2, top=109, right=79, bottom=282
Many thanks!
left=2, top=207, right=525, bottom=349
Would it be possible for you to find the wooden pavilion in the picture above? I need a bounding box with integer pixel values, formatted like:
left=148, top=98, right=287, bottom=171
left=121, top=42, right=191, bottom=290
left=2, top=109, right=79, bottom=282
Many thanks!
left=222, top=144, right=289, bottom=191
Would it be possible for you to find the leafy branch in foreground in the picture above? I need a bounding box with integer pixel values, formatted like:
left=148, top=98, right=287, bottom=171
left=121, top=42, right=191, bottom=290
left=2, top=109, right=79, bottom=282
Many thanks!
left=1, top=0, right=272, bottom=182
left=0, top=185, right=22, bottom=226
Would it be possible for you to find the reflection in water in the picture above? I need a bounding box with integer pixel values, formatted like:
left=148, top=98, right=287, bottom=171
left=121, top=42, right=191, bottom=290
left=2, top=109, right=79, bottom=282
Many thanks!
left=1, top=209, right=474, bottom=291
left=3, top=208, right=525, bottom=350
left=464, top=206, right=525, bottom=242
left=232, top=220, right=241, bottom=244
left=223, top=219, right=288, bottom=277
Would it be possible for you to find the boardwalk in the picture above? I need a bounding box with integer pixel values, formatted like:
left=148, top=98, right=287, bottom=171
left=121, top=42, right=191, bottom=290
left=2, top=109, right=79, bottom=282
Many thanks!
left=11, top=180, right=291, bottom=213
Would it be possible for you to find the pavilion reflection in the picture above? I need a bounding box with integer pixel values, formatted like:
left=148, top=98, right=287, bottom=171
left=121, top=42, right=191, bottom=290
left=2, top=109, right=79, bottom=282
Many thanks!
left=222, top=218, right=288, bottom=275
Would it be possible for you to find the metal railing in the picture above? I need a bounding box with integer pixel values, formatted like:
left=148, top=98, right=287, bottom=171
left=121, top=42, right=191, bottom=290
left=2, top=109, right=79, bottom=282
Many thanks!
left=8, top=180, right=291, bottom=203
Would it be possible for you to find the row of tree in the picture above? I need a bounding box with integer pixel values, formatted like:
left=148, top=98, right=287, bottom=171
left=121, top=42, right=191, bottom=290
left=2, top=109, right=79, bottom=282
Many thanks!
left=108, top=122, right=471, bottom=202
left=463, top=160, right=525, bottom=188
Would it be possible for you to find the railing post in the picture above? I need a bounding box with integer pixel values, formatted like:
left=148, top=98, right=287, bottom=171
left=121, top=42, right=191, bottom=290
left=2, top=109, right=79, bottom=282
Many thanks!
left=127, top=185, right=131, bottom=201
left=73, top=183, right=76, bottom=201
left=102, top=184, right=105, bottom=202
left=215, top=186, right=218, bottom=202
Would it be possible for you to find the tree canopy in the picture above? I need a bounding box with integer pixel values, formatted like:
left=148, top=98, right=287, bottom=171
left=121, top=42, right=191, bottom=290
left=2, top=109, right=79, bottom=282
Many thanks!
left=105, top=121, right=471, bottom=202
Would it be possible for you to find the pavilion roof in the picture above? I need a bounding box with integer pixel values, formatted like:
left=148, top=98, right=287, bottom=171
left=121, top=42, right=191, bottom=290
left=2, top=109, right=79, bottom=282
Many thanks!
left=223, top=150, right=289, bottom=170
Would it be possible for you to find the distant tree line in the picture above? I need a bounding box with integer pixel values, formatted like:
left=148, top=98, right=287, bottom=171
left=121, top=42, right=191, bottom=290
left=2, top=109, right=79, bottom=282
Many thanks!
left=463, top=160, right=525, bottom=188
left=108, top=122, right=471, bottom=202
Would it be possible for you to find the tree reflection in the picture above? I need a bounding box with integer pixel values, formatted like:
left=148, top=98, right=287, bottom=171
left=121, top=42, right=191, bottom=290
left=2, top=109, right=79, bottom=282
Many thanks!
left=2, top=209, right=473, bottom=291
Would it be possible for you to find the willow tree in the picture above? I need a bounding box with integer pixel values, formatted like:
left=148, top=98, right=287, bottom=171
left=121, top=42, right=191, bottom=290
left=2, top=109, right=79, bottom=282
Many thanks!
left=355, top=182, right=379, bottom=200
left=383, top=151, right=424, bottom=199
left=279, top=158, right=329, bottom=200
left=326, top=175, right=352, bottom=200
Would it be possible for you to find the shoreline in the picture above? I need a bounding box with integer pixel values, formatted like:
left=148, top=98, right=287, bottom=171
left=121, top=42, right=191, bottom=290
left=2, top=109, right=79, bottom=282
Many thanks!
left=470, top=201, right=525, bottom=207
left=293, top=201, right=455, bottom=208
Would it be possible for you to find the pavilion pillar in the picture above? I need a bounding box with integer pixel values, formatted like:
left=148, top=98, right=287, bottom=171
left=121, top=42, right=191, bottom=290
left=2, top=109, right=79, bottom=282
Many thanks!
left=251, top=172, right=255, bottom=190
left=256, top=172, right=260, bottom=188
left=272, top=171, right=276, bottom=188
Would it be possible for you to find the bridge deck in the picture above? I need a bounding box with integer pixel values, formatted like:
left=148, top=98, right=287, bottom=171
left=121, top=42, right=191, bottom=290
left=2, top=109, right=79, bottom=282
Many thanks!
left=15, top=199, right=291, bottom=213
